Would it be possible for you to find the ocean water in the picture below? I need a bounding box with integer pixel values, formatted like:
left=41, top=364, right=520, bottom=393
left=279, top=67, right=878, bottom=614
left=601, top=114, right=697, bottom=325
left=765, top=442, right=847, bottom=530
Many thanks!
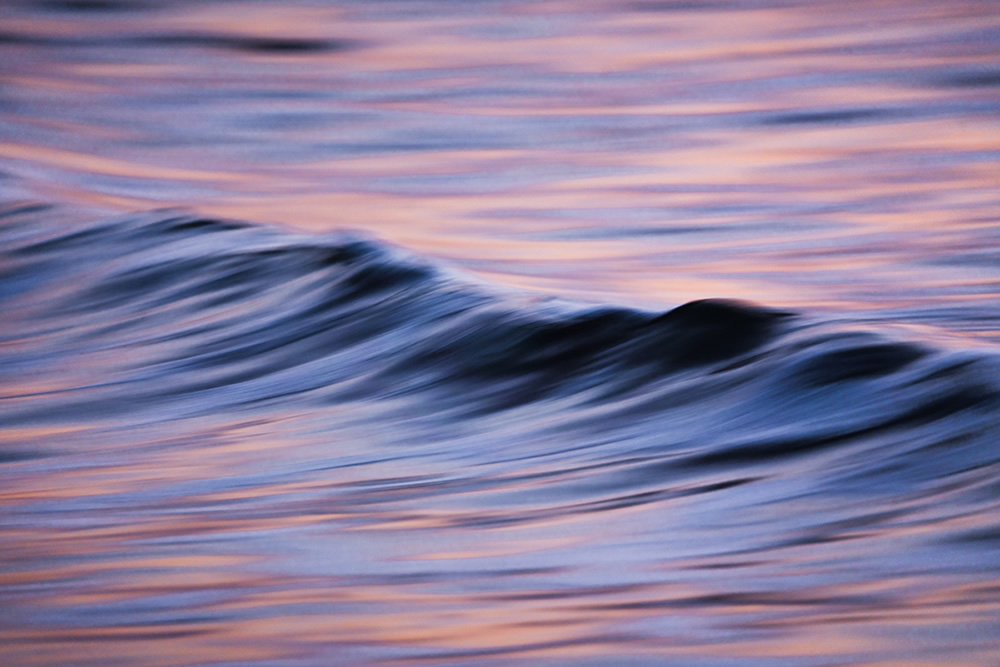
left=1, top=0, right=999, bottom=664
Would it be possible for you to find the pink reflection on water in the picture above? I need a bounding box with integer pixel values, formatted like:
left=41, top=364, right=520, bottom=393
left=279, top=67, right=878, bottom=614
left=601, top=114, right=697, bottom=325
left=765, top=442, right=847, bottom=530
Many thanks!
left=3, top=0, right=997, bottom=322
left=2, top=0, right=1000, bottom=663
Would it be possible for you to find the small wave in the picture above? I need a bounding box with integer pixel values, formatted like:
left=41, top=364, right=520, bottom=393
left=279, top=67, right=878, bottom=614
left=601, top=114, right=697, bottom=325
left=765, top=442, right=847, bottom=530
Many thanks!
left=2, top=208, right=997, bottom=480
left=2, top=206, right=999, bottom=667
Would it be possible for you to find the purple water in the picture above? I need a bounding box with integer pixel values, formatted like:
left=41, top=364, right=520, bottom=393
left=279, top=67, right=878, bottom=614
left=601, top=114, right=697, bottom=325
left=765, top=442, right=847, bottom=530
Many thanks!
left=1, top=0, right=999, bottom=664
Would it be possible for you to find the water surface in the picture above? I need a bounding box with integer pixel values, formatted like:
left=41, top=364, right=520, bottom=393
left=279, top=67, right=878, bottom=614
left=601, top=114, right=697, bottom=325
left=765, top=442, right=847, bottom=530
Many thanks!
left=1, top=0, right=999, bottom=664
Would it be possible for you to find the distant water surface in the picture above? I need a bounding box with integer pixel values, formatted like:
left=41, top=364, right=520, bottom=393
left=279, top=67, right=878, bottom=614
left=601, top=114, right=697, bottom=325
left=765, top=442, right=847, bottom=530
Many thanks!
left=3, top=0, right=999, bottom=328
left=1, top=0, right=999, bottom=664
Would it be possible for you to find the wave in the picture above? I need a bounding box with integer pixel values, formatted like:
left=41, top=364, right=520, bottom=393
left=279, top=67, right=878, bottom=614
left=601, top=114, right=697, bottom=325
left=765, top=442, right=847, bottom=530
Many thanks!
left=3, top=204, right=1000, bottom=664
left=1, top=204, right=998, bottom=479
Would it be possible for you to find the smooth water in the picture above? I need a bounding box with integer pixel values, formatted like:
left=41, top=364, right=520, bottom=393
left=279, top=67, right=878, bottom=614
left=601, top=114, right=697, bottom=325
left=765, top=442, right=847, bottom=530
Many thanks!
left=1, top=0, right=999, bottom=664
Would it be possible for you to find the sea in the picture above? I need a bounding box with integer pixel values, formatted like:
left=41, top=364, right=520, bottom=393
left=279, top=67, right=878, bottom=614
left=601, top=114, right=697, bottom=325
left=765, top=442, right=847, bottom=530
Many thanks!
left=1, top=0, right=999, bottom=664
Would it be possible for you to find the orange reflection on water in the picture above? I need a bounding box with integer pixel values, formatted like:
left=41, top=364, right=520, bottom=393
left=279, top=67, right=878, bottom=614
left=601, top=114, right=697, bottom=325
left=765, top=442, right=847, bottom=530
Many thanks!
left=2, top=0, right=997, bottom=320
left=0, top=144, right=248, bottom=184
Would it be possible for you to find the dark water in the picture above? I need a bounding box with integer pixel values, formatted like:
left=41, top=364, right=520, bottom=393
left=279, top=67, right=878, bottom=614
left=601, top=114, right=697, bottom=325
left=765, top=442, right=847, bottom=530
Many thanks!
left=2, top=0, right=1000, bottom=664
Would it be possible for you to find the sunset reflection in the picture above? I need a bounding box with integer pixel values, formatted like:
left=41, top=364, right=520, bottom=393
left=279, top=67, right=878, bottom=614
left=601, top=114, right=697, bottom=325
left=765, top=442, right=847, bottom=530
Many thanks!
left=2, top=0, right=999, bottom=664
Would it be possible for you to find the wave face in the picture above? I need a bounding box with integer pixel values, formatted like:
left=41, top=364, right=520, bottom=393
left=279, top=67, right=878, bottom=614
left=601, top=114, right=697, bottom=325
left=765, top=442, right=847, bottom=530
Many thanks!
left=2, top=206, right=1000, bottom=665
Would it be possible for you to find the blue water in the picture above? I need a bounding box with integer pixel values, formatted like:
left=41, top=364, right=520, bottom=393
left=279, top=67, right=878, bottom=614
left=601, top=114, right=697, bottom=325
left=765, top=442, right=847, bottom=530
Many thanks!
left=1, top=0, right=999, bottom=664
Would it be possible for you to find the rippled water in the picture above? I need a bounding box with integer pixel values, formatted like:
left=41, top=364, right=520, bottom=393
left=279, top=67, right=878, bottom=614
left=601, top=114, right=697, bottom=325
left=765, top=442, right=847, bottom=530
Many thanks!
left=2, top=0, right=999, bottom=664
